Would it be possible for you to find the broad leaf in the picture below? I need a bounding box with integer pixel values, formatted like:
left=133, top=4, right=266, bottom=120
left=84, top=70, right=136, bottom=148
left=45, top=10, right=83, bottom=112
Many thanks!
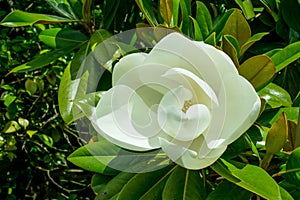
left=281, top=0, right=300, bottom=35
left=211, top=9, right=234, bottom=41
left=240, top=32, right=269, bottom=55
left=39, top=28, right=88, bottom=48
left=135, top=0, right=158, bottom=26
left=190, top=17, right=203, bottom=41
left=162, top=166, right=206, bottom=200
left=0, top=10, right=76, bottom=27
left=46, top=0, right=78, bottom=19
left=179, top=0, right=192, bottom=36
left=239, top=55, right=276, bottom=89
left=270, top=41, right=300, bottom=72
left=234, top=0, right=255, bottom=19
left=68, top=140, right=170, bottom=174
left=286, top=147, right=300, bottom=187
left=222, top=35, right=240, bottom=67
left=206, top=180, right=252, bottom=200
left=258, top=83, right=292, bottom=108
left=117, top=166, right=176, bottom=200
left=160, top=0, right=173, bottom=25
left=9, top=43, right=82, bottom=74
left=58, top=64, right=89, bottom=124
left=91, top=173, right=112, bottom=195
left=211, top=159, right=293, bottom=200
left=195, top=1, right=212, bottom=39
left=222, top=9, right=251, bottom=47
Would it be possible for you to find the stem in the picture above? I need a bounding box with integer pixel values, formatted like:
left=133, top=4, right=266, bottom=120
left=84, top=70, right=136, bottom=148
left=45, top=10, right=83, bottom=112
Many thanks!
left=260, top=151, right=274, bottom=170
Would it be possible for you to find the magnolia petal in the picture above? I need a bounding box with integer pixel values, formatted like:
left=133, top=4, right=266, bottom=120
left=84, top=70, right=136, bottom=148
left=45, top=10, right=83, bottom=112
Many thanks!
left=144, top=33, right=223, bottom=93
left=159, top=137, right=226, bottom=169
left=162, top=67, right=219, bottom=106
left=92, top=85, right=160, bottom=151
left=112, top=53, right=148, bottom=86
left=158, top=86, right=211, bottom=141
left=203, top=74, right=260, bottom=146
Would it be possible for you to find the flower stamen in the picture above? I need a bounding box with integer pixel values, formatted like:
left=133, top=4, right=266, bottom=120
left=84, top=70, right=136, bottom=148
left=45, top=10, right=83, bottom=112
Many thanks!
left=182, top=100, right=193, bottom=113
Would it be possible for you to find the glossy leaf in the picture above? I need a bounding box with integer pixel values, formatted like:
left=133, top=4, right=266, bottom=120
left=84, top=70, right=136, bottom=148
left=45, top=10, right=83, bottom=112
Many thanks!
left=190, top=17, right=203, bottom=41
left=0, top=10, right=75, bottom=27
left=46, top=0, right=78, bottom=19
left=222, top=35, right=240, bottom=67
left=179, top=0, right=192, bottom=36
left=135, top=0, right=158, bottom=26
left=195, top=1, right=212, bottom=39
left=58, top=64, right=88, bottom=124
left=91, top=174, right=112, bottom=195
left=234, top=0, right=255, bottom=19
left=160, top=0, right=173, bottom=25
left=258, top=83, right=292, bottom=108
left=102, top=0, right=121, bottom=30
left=117, top=166, right=176, bottom=200
left=281, top=0, right=300, bottom=34
left=39, top=28, right=88, bottom=48
left=240, top=32, right=269, bottom=55
left=162, top=167, right=206, bottom=200
left=222, top=9, right=251, bottom=47
left=9, top=43, right=82, bottom=73
left=96, top=172, right=135, bottom=199
left=270, top=41, right=300, bottom=72
left=206, top=180, right=252, bottom=200
left=211, top=159, right=293, bottom=200
left=270, top=107, right=299, bottom=125
left=239, top=55, right=276, bottom=89
left=286, top=147, right=300, bottom=187
left=68, top=140, right=170, bottom=175
left=211, top=9, right=234, bottom=40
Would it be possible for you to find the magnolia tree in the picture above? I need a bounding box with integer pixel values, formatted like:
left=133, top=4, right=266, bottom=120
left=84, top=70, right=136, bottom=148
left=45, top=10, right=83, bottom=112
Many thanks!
left=1, top=0, right=300, bottom=199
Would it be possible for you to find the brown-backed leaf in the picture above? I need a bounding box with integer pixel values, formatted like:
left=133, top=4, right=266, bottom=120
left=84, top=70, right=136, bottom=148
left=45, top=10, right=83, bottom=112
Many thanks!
left=160, top=0, right=173, bottom=25
left=239, top=55, right=276, bottom=89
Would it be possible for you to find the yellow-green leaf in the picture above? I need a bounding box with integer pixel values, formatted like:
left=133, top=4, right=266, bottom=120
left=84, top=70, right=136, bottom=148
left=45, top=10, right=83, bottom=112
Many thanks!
left=223, top=9, right=251, bottom=47
left=160, top=0, right=173, bottom=25
left=222, top=35, right=240, bottom=67
left=239, top=55, right=276, bottom=89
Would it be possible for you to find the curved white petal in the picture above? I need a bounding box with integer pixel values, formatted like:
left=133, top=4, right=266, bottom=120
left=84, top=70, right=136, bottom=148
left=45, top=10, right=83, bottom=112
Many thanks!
left=112, top=53, right=148, bottom=86
left=92, top=85, right=160, bottom=151
left=159, top=137, right=226, bottom=169
left=157, top=86, right=211, bottom=141
left=162, top=67, right=219, bottom=107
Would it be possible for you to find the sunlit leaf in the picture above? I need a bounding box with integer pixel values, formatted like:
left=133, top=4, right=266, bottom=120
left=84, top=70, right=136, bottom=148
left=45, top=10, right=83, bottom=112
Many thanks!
left=0, top=10, right=76, bottom=27
left=239, top=55, right=276, bottom=89
left=195, top=1, right=212, bottom=39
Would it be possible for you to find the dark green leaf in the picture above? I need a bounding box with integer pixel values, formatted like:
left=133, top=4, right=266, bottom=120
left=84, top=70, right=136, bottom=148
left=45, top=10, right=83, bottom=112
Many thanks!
left=195, top=1, right=212, bottom=39
left=206, top=180, right=252, bottom=200
left=46, top=0, right=78, bottom=19
left=281, top=0, right=300, bottom=34
left=9, top=43, right=82, bottom=73
left=211, top=9, right=234, bottom=41
left=135, top=0, right=158, bottom=26
left=162, top=166, right=206, bottom=200
left=286, top=147, right=300, bottom=187
left=240, top=32, right=269, bottom=55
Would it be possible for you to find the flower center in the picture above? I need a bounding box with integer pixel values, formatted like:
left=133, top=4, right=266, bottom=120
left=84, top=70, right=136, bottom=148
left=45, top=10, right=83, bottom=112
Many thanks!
left=182, top=100, right=193, bottom=113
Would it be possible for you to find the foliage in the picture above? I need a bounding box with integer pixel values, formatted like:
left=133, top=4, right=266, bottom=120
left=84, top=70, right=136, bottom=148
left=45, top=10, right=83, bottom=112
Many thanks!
left=1, top=0, right=300, bottom=199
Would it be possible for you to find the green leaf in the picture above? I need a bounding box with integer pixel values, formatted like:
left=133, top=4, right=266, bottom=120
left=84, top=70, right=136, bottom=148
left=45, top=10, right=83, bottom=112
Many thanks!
left=234, top=0, right=255, bottom=19
left=0, top=10, right=76, bottom=27
left=67, top=140, right=170, bottom=175
left=286, top=147, right=300, bottom=187
left=135, top=0, right=158, bottom=26
left=204, top=32, right=216, bottom=46
left=239, top=55, right=276, bottom=89
left=102, top=0, right=121, bottom=30
left=206, top=180, right=252, bottom=200
left=3, top=121, right=21, bottom=133
left=25, top=79, right=38, bottom=95
left=190, top=17, right=203, bottom=41
left=240, top=32, right=269, bottom=55
left=258, top=83, right=292, bottom=108
left=58, top=64, right=88, bottom=124
left=160, top=0, right=173, bottom=25
left=38, top=134, right=54, bottom=147
left=46, top=0, right=78, bottom=20
left=211, top=159, right=293, bottom=200
left=222, top=35, right=240, bottom=67
left=281, top=0, right=300, bottom=34
left=179, top=0, right=192, bottom=36
left=222, top=9, right=251, bottom=47
left=270, top=41, right=300, bottom=72
left=195, top=1, right=212, bottom=39
left=117, top=165, right=176, bottom=200
left=270, top=107, right=300, bottom=124
left=172, top=0, right=180, bottom=26
left=211, top=9, right=234, bottom=41
left=9, top=43, right=83, bottom=73
left=91, top=173, right=113, bottom=195
left=96, top=172, right=135, bottom=200
left=39, top=28, right=88, bottom=48
left=162, top=166, right=206, bottom=200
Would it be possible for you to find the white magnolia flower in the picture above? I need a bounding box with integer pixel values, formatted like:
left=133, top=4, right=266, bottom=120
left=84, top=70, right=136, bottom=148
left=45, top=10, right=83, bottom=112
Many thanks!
left=91, top=32, right=261, bottom=170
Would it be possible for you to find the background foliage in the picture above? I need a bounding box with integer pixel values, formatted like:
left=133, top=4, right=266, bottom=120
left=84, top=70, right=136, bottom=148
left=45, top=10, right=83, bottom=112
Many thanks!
left=1, top=0, right=300, bottom=199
